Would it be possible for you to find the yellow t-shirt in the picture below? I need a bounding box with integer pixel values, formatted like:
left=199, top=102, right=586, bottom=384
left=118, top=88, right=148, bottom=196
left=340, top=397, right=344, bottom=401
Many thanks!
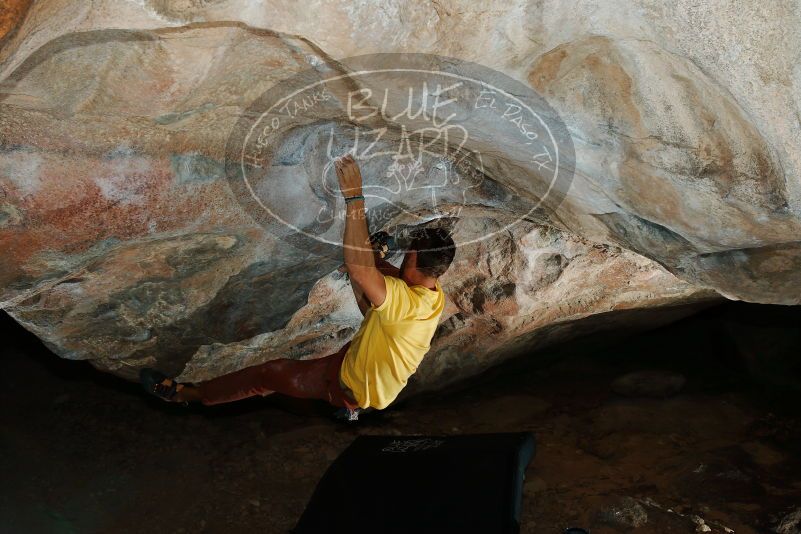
left=339, top=274, right=446, bottom=409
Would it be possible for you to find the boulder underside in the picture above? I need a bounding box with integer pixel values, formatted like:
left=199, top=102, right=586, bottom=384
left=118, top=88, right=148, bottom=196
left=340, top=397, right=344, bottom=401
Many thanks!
left=1, top=1, right=798, bottom=395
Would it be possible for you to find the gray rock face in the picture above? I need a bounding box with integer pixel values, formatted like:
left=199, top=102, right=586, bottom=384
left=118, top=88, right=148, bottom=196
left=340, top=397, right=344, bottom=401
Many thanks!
left=0, top=1, right=797, bottom=393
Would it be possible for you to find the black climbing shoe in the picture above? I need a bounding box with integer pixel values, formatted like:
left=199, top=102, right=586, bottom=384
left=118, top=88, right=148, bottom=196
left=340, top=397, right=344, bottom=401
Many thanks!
left=139, top=368, right=181, bottom=403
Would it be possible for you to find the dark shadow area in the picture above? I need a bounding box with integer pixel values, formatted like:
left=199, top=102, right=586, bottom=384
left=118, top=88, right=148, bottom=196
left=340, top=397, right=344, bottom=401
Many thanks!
left=415, top=300, right=801, bottom=416
left=2, top=301, right=800, bottom=533
left=0, top=310, right=334, bottom=421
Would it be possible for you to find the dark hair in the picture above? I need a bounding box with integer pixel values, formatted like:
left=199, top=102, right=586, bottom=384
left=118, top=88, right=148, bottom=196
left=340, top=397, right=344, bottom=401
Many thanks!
left=409, top=227, right=456, bottom=278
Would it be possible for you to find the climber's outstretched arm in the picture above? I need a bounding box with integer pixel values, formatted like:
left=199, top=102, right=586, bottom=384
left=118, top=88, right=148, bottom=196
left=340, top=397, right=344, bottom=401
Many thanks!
left=349, top=274, right=372, bottom=316
left=340, top=253, right=399, bottom=316
left=336, top=154, right=387, bottom=309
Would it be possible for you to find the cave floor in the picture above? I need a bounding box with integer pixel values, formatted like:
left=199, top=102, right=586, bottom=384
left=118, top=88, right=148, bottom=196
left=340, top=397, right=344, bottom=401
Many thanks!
left=2, top=308, right=801, bottom=534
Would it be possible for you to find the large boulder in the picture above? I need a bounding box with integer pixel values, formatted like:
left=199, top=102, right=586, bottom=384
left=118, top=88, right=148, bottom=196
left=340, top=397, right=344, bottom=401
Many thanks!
left=1, top=1, right=796, bottom=394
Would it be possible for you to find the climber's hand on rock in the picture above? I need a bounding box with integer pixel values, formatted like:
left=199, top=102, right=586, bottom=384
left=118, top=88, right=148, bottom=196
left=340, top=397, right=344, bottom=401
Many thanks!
left=334, top=154, right=363, bottom=197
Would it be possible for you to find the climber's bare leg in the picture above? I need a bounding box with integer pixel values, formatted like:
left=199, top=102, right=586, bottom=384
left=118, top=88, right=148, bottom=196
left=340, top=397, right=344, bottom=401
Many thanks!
left=174, top=383, right=201, bottom=402
left=158, top=352, right=338, bottom=406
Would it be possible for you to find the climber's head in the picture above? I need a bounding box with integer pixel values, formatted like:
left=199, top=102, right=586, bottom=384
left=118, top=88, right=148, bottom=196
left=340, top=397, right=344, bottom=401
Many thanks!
left=399, top=227, right=456, bottom=284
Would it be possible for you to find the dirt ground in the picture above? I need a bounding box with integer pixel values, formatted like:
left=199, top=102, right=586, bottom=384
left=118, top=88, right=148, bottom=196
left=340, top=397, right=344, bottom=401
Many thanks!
left=2, top=305, right=801, bottom=533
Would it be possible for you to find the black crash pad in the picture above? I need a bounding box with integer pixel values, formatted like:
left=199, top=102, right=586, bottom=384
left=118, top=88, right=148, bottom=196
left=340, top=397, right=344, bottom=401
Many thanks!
left=293, top=432, right=536, bottom=534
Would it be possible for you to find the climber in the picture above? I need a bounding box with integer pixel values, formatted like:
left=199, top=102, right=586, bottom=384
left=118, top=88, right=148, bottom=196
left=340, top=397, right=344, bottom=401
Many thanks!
left=140, top=154, right=456, bottom=419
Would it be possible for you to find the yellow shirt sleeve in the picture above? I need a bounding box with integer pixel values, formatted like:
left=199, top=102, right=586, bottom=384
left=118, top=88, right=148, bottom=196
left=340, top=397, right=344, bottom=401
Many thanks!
left=370, top=274, right=423, bottom=323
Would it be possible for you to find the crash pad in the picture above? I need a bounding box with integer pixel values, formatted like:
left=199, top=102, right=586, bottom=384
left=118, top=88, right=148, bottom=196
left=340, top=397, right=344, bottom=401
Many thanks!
left=293, top=432, right=536, bottom=533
